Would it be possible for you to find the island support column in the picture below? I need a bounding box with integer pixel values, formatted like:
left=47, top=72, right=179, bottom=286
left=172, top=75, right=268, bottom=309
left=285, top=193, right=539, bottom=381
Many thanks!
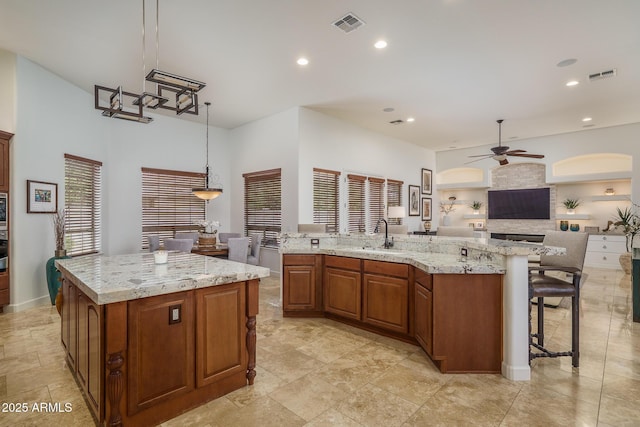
left=105, top=301, right=127, bottom=427
left=246, top=279, right=259, bottom=385
left=502, top=254, right=531, bottom=381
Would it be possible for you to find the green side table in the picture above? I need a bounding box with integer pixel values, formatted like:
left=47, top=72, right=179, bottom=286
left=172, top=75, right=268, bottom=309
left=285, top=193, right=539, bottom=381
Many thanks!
left=46, top=255, right=70, bottom=305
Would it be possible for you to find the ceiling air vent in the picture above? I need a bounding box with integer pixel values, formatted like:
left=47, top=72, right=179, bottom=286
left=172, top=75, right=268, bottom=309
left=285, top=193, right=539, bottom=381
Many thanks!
left=588, top=68, right=617, bottom=82
left=389, top=119, right=404, bottom=125
left=333, top=13, right=365, bottom=33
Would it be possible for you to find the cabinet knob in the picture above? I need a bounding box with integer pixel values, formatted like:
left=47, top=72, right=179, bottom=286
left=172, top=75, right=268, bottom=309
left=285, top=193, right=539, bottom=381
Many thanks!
left=602, top=245, right=607, bottom=250
left=603, top=256, right=607, bottom=260
left=603, top=236, right=607, bottom=241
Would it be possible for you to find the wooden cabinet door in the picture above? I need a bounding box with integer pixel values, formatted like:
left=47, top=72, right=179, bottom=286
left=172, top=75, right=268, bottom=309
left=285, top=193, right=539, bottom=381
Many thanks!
left=0, top=273, right=8, bottom=306
left=76, top=290, right=103, bottom=417
left=0, top=138, right=8, bottom=192
left=324, top=267, right=361, bottom=320
left=196, top=283, right=246, bottom=388
left=283, top=265, right=317, bottom=311
left=62, top=280, right=78, bottom=371
left=362, top=273, right=409, bottom=334
left=128, top=291, right=195, bottom=414
left=414, top=281, right=433, bottom=355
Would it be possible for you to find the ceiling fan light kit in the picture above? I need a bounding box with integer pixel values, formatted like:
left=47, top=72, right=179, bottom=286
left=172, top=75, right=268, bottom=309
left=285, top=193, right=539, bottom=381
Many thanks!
left=94, top=0, right=205, bottom=123
left=466, top=119, right=545, bottom=165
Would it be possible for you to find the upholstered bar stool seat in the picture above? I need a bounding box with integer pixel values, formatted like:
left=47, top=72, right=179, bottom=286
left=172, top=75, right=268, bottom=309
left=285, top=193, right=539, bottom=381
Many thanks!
left=528, top=231, right=588, bottom=368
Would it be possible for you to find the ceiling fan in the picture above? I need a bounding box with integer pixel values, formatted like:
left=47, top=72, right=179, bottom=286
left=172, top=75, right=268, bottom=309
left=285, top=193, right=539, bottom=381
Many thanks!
left=466, top=119, right=544, bottom=165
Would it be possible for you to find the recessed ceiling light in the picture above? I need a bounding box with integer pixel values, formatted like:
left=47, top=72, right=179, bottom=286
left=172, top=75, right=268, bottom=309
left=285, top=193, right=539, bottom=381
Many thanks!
left=383, top=107, right=395, bottom=112
left=374, top=40, right=387, bottom=49
left=566, top=80, right=579, bottom=87
left=582, top=117, right=592, bottom=122
left=406, top=117, right=415, bottom=122
left=296, top=57, right=309, bottom=66
left=557, top=58, right=577, bottom=67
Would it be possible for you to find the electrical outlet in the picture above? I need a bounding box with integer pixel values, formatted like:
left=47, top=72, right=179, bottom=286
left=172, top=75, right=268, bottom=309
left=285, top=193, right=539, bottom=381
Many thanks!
left=311, top=238, right=319, bottom=248
left=169, top=304, right=181, bottom=324
left=460, top=248, right=468, bottom=257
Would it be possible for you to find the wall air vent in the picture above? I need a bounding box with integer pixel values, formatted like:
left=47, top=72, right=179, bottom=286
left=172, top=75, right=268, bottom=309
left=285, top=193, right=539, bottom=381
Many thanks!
left=333, top=13, right=365, bottom=33
left=588, top=68, right=617, bottom=82
left=389, top=119, right=404, bottom=125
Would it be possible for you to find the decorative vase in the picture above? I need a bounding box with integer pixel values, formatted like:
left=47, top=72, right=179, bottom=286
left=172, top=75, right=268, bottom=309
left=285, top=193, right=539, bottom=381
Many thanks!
left=569, top=223, right=580, bottom=232
left=443, top=215, right=452, bottom=226
left=619, top=252, right=632, bottom=275
left=473, top=209, right=480, bottom=215
left=199, top=233, right=217, bottom=247
left=567, top=209, right=575, bottom=215
left=560, top=220, right=569, bottom=231
left=423, top=221, right=431, bottom=232
left=46, top=252, right=70, bottom=307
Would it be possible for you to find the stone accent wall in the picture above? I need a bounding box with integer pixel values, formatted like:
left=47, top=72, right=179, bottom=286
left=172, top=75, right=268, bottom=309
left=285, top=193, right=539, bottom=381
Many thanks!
left=487, top=163, right=556, bottom=235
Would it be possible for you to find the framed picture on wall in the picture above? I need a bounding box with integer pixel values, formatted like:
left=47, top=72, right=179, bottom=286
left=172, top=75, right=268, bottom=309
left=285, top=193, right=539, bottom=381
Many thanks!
left=408, top=185, right=420, bottom=216
left=421, top=168, right=432, bottom=195
left=422, top=198, right=432, bottom=221
left=27, top=180, right=58, bottom=213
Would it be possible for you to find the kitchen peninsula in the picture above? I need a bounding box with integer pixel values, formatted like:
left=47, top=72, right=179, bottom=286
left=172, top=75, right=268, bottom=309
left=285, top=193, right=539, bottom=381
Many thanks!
left=56, top=252, right=270, bottom=426
left=280, top=233, right=564, bottom=381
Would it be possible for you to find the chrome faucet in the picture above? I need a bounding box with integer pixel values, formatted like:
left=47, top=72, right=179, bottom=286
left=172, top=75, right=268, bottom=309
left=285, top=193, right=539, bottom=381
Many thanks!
left=374, top=218, right=394, bottom=249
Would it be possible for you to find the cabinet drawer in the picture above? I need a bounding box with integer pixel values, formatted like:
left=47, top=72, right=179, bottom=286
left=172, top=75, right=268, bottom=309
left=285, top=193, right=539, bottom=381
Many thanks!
left=588, top=235, right=625, bottom=243
left=325, top=255, right=360, bottom=271
left=283, top=254, right=317, bottom=266
left=585, top=252, right=622, bottom=269
left=587, top=240, right=627, bottom=254
left=363, top=260, right=408, bottom=278
left=414, top=268, right=432, bottom=290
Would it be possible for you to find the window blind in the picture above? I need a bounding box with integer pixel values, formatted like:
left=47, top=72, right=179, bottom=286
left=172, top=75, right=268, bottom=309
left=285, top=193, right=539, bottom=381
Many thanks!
left=347, top=174, right=366, bottom=233
left=243, top=168, right=281, bottom=247
left=64, top=154, right=102, bottom=256
left=387, top=179, right=403, bottom=225
left=313, top=168, right=340, bottom=233
left=141, top=167, right=205, bottom=249
left=368, top=177, right=385, bottom=232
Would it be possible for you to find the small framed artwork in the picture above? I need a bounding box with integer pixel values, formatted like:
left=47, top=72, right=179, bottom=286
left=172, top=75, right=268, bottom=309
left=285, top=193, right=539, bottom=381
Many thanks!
left=408, top=185, right=420, bottom=216
left=421, top=168, right=432, bottom=195
left=27, top=180, right=58, bottom=213
left=474, top=221, right=485, bottom=230
left=422, top=198, right=432, bottom=221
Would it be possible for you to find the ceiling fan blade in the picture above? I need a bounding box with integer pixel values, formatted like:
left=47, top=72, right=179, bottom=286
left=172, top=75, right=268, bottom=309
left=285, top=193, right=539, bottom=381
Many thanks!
left=464, top=157, right=491, bottom=165
left=507, top=153, right=545, bottom=159
left=504, top=150, right=527, bottom=155
left=499, top=158, right=509, bottom=166
left=468, top=154, right=494, bottom=158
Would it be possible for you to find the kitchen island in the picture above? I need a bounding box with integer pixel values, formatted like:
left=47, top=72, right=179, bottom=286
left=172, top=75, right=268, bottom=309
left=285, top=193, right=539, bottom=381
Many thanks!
left=280, top=233, right=564, bottom=381
left=56, top=252, right=270, bottom=427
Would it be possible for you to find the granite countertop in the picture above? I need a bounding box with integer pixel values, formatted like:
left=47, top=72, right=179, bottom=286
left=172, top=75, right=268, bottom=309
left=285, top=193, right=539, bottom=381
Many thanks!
left=56, top=252, right=271, bottom=305
left=281, top=233, right=566, bottom=275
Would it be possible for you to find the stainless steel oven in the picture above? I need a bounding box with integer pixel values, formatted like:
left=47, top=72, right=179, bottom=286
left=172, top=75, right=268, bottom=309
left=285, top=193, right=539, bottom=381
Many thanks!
left=0, top=193, right=6, bottom=231
left=0, top=230, right=7, bottom=272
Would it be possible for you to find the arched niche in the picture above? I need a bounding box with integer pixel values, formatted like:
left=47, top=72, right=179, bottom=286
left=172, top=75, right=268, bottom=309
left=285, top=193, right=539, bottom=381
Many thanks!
left=436, top=167, right=485, bottom=188
left=552, top=153, right=632, bottom=178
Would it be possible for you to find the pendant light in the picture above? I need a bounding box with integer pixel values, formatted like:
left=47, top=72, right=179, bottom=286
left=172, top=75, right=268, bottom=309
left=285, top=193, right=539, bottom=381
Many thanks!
left=192, top=102, right=223, bottom=200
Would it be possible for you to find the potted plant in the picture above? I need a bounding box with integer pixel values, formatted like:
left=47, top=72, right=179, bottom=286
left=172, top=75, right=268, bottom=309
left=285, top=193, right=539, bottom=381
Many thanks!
left=613, top=204, right=640, bottom=274
left=469, top=201, right=483, bottom=215
left=52, top=209, right=66, bottom=257
left=195, top=219, right=220, bottom=246
left=563, top=198, right=580, bottom=215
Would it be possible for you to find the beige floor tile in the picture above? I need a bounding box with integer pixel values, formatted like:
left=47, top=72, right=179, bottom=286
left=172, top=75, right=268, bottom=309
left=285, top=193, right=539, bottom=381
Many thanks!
left=258, top=348, right=322, bottom=383
left=337, top=383, right=419, bottom=427
left=305, top=408, right=363, bottom=426
left=597, top=394, right=640, bottom=427
left=225, top=366, right=289, bottom=408
left=207, top=396, right=306, bottom=427
left=0, top=351, right=40, bottom=376
left=601, top=372, right=640, bottom=403
left=404, top=393, right=501, bottom=426
left=270, top=374, right=348, bottom=421
left=370, top=358, right=448, bottom=406
left=0, top=374, right=6, bottom=398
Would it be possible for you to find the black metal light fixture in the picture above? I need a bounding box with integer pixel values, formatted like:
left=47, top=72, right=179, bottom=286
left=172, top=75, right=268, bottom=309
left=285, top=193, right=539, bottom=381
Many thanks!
left=94, top=0, right=205, bottom=122
left=192, top=102, right=223, bottom=201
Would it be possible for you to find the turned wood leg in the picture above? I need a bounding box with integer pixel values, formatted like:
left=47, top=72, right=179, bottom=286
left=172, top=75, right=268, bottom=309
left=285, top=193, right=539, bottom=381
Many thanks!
left=106, top=352, right=125, bottom=427
left=246, top=316, right=256, bottom=385
left=55, top=285, right=63, bottom=316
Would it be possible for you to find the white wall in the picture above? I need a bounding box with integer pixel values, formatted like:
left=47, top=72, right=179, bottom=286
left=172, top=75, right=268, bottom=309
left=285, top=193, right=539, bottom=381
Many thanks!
left=298, top=108, right=437, bottom=233
left=0, top=50, right=16, bottom=133
left=9, top=57, right=232, bottom=311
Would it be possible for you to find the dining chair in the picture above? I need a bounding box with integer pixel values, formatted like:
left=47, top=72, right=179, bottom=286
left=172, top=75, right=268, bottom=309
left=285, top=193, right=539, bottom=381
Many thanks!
left=528, top=230, right=588, bottom=367
left=175, top=232, right=199, bottom=244
left=227, top=237, right=250, bottom=263
left=247, top=233, right=262, bottom=265
left=164, top=238, right=194, bottom=253
left=218, top=232, right=241, bottom=243
left=148, top=235, right=160, bottom=252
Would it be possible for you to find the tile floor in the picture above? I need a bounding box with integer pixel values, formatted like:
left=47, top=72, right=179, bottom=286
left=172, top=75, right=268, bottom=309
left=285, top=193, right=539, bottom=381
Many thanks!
left=1, top=266, right=639, bottom=426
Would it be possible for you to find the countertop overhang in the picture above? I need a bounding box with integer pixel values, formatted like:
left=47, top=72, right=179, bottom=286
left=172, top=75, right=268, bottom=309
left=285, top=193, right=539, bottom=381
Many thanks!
left=56, top=252, right=271, bottom=305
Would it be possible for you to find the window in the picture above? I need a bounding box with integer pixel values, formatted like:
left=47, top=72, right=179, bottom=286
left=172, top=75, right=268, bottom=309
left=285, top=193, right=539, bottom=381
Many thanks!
left=141, top=167, right=205, bottom=249
left=347, top=174, right=366, bottom=233
left=368, top=177, right=385, bottom=231
left=313, top=168, right=339, bottom=232
left=64, top=154, right=102, bottom=256
left=243, top=168, right=281, bottom=247
left=387, top=179, right=403, bottom=225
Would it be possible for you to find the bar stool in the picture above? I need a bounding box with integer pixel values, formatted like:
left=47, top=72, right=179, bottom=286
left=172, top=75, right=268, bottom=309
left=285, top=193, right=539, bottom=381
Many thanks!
left=528, top=231, right=588, bottom=368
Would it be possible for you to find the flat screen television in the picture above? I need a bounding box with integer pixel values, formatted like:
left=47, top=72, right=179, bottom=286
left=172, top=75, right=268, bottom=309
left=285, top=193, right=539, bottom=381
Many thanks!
left=487, top=187, right=550, bottom=220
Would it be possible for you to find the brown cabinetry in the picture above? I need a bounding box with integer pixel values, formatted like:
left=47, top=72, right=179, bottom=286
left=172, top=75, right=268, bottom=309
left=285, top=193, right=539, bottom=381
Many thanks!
left=324, top=255, right=361, bottom=321
left=76, top=290, right=103, bottom=417
left=0, top=274, right=8, bottom=307
left=362, top=260, right=410, bottom=334
left=0, top=130, right=12, bottom=311
left=0, top=134, right=9, bottom=192
left=283, top=254, right=323, bottom=315
left=414, top=270, right=433, bottom=355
